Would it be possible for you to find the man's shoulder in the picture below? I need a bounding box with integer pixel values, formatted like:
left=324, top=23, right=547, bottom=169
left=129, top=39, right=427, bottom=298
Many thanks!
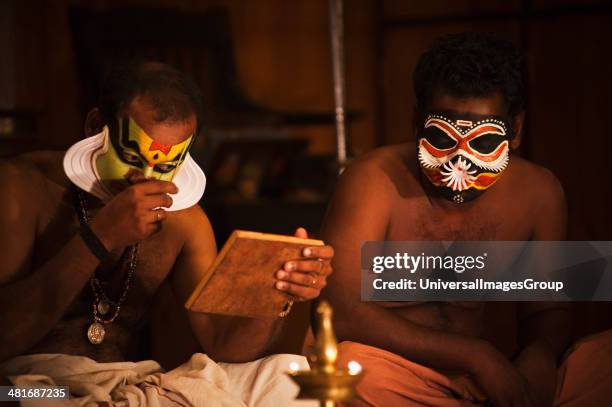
left=1, top=151, right=71, bottom=219
left=170, top=204, right=215, bottom=243
left=508, top=155, right=564, bottom=199
left=1, top=150, right=67, bottom=188
left=506, top=156, right=567, bottom=237
left=352, top=143, right=413, bottom=168
left=0, top=154, right=48, bottom=195
left=337, top=143, right=420, bottom=202
left=172, top=203, right=209, bottom=223
left=0, top=156, right=48, bottom=224
left=168, top=204, right=218, bottom=270
left=0, top=155, right=39, bottom=178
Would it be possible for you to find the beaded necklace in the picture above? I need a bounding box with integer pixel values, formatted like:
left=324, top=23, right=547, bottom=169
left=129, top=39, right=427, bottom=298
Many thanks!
left=72, top=187, right=138, bottom=345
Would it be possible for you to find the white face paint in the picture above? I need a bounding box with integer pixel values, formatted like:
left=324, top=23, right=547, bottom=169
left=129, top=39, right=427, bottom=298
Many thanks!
left=439, top=156, right=477, bottom=192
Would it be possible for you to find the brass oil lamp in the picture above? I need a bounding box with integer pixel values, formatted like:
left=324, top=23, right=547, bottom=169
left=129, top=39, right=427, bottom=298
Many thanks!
left=288, top=301, right=363, bottom=407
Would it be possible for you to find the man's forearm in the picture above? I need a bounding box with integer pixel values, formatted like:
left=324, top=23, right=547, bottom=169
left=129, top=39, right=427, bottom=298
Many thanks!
left=0, top=235, right=99, bottom=361
left=514, top=341, right=558, bottom=407
left=515, top=306, right=571, bottom=406
left=518, top=305, right=571, bottom=360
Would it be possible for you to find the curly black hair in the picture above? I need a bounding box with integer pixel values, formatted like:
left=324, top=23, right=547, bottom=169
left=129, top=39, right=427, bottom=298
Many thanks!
left=413, top=32, right=527, bottom=122
left=98, top=61, right=205, bottom=136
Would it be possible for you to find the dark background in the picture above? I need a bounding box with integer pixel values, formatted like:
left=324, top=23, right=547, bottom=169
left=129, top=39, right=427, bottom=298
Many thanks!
left=1, top=0, right=611, bottom=358
left=1, top=0, right=611, bottom=240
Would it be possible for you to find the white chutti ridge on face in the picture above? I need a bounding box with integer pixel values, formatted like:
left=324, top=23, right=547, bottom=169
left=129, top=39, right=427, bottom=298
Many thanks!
left=418, top=141, right=510, bottom=173
left=440, top=156, right=477, bottom=191
left=63, top=129, right=206, bottom=211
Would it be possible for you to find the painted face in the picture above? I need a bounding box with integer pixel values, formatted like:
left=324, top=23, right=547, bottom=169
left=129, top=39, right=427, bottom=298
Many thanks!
left=94, top=117, right=194, bottom=194
left=417, top=112, right=511, bottom=203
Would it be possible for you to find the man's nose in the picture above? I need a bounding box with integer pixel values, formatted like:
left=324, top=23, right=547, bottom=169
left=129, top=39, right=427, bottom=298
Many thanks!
left=127, top=170, right=148, bottom=184
left=143, top=164, right=154, bottom=178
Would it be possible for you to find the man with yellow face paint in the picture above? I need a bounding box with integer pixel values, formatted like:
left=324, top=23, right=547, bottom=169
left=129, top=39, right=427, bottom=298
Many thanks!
left=0, top=61, right=334, bottom=406
left=95, top=116, right=194, bottom=190
left=64, top=103, right=205, bottom=211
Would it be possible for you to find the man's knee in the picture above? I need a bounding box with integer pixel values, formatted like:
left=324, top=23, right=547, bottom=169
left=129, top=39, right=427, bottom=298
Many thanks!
left=337, top=341, right=457, bottom=407
left=564, top=328, right=612, bottom=366
left=555, top=329, right=612, bottom=406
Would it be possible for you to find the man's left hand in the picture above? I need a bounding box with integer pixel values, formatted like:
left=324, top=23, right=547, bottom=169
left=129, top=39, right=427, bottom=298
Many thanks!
left=275, top=227, right=334, bottom=301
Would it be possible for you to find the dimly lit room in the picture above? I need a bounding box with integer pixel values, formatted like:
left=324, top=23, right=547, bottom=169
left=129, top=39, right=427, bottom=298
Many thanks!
left=1, top=1, right=611, bottom=406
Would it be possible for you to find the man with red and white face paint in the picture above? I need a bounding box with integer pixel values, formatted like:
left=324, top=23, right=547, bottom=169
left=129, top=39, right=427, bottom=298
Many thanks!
left=321, top=32, right=612, bottom=407
left=417, top=112, right=511, bottom=203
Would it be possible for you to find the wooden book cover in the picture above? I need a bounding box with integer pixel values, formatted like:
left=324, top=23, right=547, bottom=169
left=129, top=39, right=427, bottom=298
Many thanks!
left=186, top=230, right=324, bottom=318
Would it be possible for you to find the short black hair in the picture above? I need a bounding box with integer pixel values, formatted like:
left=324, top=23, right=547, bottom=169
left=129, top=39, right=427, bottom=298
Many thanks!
left=98, top=61, right=204, bottom=136
left=413, top=32, right=527, bottom=120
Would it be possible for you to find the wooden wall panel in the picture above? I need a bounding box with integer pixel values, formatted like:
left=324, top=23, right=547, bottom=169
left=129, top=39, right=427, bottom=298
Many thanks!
left=0, top=2, right=16, bottom=110
left=383, top=0, right=521, bottom=19
left=528, top=14, right=612, bottom=239
left=0, top=0, right=80, bottom=154
left=532, top=0, right=612, bottom=9
left=223, top=0, right=378, bottom=155
left=69, top=0, right=378, bottom=155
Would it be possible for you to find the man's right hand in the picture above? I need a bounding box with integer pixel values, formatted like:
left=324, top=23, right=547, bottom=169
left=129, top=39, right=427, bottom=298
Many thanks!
left=470, top=342, right=536, bottom=407
left=89, top=180, right=178, bottom=251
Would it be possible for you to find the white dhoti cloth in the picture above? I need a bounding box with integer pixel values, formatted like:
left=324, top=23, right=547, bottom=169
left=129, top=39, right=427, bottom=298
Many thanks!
left=0, top=353, right=316, bottom=407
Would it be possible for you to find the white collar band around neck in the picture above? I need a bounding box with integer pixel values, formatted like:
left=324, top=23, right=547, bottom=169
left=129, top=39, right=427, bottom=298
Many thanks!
left=63, top=127, right=206, bottom=211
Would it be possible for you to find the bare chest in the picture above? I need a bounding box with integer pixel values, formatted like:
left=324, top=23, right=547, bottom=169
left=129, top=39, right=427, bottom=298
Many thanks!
left=35, top=201, right=181, bottom=296
left=382, top=191, right=531, bottom=335
left=387, top=193, right=533, bottom=241
left=29, top=197, right=183, bottom=360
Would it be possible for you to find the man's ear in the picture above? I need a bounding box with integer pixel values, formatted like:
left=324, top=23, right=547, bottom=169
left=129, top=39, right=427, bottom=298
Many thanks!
left=84, top=108, right=105, bottom=137
left=510, top=111, right=525, bottom=150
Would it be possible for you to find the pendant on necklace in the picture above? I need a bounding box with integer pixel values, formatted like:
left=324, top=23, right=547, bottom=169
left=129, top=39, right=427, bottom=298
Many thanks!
left=87, top=322, right=106, bottom=345
left=452, top=194, right=464, bottom=204
left=97, top=300, right=110, bottom=315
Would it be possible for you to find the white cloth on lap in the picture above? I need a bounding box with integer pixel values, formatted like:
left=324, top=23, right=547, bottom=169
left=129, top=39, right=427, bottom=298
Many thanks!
left=0, top=353, right=316, bottom=407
